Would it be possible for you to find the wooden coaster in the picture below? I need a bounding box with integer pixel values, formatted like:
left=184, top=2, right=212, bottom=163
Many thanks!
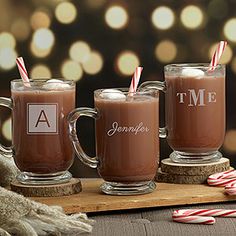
left=11, top=178, right=82, bottom=197
left=156, top=168, right=207, bottom=184
left=160, top=157, right=230, bottom=176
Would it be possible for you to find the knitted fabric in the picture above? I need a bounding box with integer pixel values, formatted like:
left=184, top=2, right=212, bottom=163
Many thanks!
left=0, top=155, right=93, bottom=235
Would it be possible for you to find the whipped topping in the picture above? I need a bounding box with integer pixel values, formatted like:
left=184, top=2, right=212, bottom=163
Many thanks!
left=43, top=79, right=71, bottom=90
left=100, top=89, right=126, bottom=100
left=181, top=68, right=204, bottom=77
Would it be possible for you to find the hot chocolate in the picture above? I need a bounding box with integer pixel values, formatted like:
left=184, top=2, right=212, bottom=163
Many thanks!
left=12, top=88, right=75, bottom=174
left=4, top=79, right=76, bottom=184
left=68, top=88, right=159, bottom=195
left=95, top=93, right=159, bottom=183
left=139, top=63, right=225, bottom=163
left=165, top=75, right=225, bottom=153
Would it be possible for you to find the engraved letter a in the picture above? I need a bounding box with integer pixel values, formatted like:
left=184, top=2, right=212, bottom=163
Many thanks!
left=35, top=110, right=50, bottom=127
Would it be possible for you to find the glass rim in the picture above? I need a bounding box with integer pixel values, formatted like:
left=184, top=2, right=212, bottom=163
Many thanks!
left=164, top=63, right=225, bottom=70
left=11, top=78, right=75, bottom=85
left=94, top=88, right=158, bottom=96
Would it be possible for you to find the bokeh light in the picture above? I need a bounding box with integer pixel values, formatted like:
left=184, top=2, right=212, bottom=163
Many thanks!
left=30, top=42, right=51, bottom=58
left=208, top=43, right=232, bottom=64
left=69, top=41, right=91, bottom=63
left=31, top=11, right=51, bottom=30
left=61, top=60, right=83, bottom=81
left=0, top=32, right=16, bottom=49
left=11, top=19, right=30, bottom=41
left=30, top=64, right=52, bottom=78
left=116, top=51, right=140, bottom=76
left=180, top=5, right=204, bottom=29
left=223, top=18, right=236, bottom=42
left=151, top=6, right=175, bottom=30
left=105, top=6, right=128, bottom=29
left=32, top=28, right=55, bottom=50
left=0, top=48, right=17, bottom=70
left=2, top=118, right=11, bottom=141
left=82, top=51, right=103, bottom=75
left=223, top=130, right=236, bottom=153
left=155, top=40, right=177, bottom=63
left=55, top=2, right=77, bottom=24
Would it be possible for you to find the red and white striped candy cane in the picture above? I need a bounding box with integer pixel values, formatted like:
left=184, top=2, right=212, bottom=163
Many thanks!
left=128, top=67, right=143, bottom=95
left=225, top=183, right=236, bottom=195
left=16, top=57, right=30, bottom=86
left=207, top=170, right=236, bottom=195
left=173, top=208, right=236, bottom=224
left=209, top=41, right=227, bottom=71
left=178, top=209, right=236, bottom=217
left=172, top=210, right=215, bottom=224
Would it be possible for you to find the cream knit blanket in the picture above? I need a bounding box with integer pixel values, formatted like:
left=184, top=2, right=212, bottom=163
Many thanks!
left=0, top=155, right=93, bottom=235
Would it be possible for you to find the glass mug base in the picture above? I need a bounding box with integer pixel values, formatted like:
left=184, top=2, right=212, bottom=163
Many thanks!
left=100, top=180, right=156, bottom=195
left=170, top=151, right=222, bottom=164
left=16, top=171, right=72, bottom=185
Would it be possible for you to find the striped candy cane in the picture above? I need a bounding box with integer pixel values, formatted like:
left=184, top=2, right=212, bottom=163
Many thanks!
left=173, top=209, right=236, bottom=224
left=172, top=210, right=215, bottom=224
left=128, top=67, right=143, bottom=95
left=209, top=41, right=227, bottom=71
left=208, top=170, right=236, bottom=195
left=16, top=57, right=30, bottom=86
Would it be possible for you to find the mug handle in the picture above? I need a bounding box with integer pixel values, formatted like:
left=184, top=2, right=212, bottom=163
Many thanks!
left=67, top=107, right=99, bottom=168
left=139, top=81, right=167, bottom=138
left=0, top=97, right=13, bottom=158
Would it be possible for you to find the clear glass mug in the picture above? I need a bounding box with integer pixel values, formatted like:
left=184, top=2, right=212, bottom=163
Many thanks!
left=140, top=63, right=225, bottom=163
left=0, top=79, right=75, bottom=184
left=68, top=88, right=159, bottom=195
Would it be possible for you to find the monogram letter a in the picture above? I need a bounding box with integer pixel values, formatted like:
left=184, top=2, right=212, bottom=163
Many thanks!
left=35, top=110, right=51, bottom=127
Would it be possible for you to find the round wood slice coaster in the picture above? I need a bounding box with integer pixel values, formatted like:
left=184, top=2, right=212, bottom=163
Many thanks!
left=10, top=178, right=82, bottom=197
left=160, top=157, right=230, bottom=176
left=155, top=167, right=234, bottom=184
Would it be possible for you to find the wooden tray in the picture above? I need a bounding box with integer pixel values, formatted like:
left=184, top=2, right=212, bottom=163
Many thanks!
left=32, top=178, right=236, bottom=214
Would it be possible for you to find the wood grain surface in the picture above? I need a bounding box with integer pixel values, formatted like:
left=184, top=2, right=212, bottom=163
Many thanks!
left=160, top=157, right=230, bottom=176
left=31, top=178, right=236, bottom=214
left=11, top=178, right=82, bottom=197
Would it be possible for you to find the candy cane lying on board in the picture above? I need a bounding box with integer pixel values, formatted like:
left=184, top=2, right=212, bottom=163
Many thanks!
left=173, top=170, right=236, bottom=225
left=173, top=209, right=236, bottom=224
left=207, top=170, right=236, bottom=195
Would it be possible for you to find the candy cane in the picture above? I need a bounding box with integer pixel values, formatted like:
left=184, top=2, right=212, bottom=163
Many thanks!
left=209, top=41, right=227, bottom=71
left=207, top=170, right=236, bottom=195
left=128, top=67, right=143, bottom=95
left=173, top=209, right=236, bottom=224
left=174, top=170, right=236, bottom=225
left=225, top=183, right=236, bottom=195
left=172, top=210, right=215, bottom=224
left=16, top=57, right=30, bottom=86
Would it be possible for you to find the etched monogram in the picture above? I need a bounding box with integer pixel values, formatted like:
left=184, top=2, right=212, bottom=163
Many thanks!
left=177, top=89, right=216, bottom=106
left=27, top=103, right=58, bottom=134
left=107, top=122, right=149, bottom=136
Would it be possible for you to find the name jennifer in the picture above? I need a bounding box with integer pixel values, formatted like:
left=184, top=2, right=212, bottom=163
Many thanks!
left=107, top=122, right=149, bottom=136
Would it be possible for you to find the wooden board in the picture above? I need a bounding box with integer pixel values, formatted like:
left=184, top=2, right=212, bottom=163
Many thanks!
left=31, top=178, right=236, bottom=214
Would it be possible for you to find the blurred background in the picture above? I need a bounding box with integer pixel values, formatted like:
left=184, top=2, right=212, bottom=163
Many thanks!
left=0, top=0, right=236, bottom=177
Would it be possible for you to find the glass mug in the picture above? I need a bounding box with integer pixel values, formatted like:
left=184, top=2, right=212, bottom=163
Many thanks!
left=0, top=79, right=75, bottom=184
left=68, top=88, right=159, bottom=195
left=140, top=63, right=225, bottom=163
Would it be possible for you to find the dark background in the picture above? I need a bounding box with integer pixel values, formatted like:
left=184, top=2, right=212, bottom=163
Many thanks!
left=0, top=0, right=235, bottom=177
